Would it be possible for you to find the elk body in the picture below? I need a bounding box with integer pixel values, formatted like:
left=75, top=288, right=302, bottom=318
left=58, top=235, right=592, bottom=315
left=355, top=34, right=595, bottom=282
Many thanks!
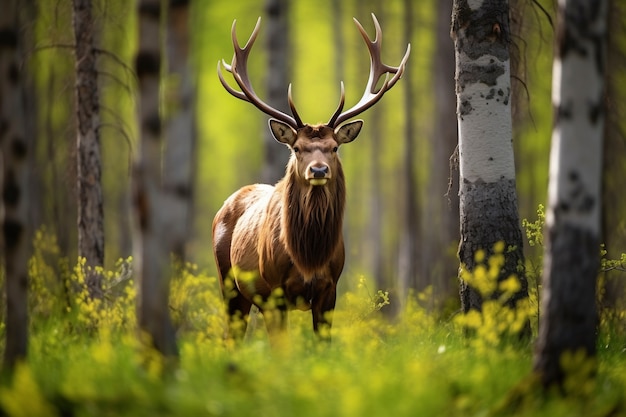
left=213, top=14, right=410, bottom=339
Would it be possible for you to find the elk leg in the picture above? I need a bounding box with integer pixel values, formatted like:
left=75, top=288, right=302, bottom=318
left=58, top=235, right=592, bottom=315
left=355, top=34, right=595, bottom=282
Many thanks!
left=222, top=273, right=253, bottom=340
left=311, top=282, right=336, bottom=340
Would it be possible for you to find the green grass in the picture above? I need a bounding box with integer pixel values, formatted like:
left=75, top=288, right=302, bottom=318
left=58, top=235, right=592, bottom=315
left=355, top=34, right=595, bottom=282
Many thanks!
left=1, top=228, right=626, bottom=417
left=4, top=302, right=626, bottom=417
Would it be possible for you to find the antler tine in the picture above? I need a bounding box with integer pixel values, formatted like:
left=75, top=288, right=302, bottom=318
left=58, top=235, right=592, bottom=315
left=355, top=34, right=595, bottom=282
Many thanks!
left=217, top=60, right=247, bottom=101
left=328, top=13, right=411, bottom=127
left=287, top=84, right=303, bottom=128
left=327, top=81, right=346, bottom=128
left=217, top=18, right=302, bottom=129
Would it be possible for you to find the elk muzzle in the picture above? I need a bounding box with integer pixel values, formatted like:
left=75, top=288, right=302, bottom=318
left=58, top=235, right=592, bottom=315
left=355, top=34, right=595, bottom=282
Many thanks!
left=306, top=164, right=330, bottom=186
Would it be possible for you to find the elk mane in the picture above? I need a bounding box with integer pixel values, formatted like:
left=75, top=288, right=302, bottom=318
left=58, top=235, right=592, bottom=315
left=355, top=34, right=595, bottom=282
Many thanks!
left=279, top=161, right=346, bottom=275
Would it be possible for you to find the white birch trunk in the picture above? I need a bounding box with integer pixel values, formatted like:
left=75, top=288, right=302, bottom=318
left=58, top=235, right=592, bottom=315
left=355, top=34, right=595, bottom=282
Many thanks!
left=163, top=0, right=196, bottom=260
left=133, top=0, right=178, bottom=358
left=534, top=0, right=608, bottom=388
left=452, top=0, right=528, bottom=313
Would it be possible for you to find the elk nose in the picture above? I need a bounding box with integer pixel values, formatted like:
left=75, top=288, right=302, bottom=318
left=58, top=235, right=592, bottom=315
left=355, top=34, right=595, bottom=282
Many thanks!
left=310, top=165, right=329, bottom=178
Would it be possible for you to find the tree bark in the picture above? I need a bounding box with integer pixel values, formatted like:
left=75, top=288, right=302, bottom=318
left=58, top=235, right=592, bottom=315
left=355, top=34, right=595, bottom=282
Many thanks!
left=163, top=0, right=196, bottom=261
left=534, top=0, right=608, bottom=389
left=133, top=0, right=178, bottom=358
left=262, top=0, right=291, bottom=184
left=0, top=0, right=32, bottom=369
left=398, top=0, right=419, bottom=299
left=599, top=0, right=626, bottom=311
left=452, top=0, right=529, bottom=313
left=418, top=0, right=459, bottom=307
left=72, top=0, right=104, bottom=298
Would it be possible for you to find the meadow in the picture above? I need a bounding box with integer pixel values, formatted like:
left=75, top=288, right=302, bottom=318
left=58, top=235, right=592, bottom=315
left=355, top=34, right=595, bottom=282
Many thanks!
left=1, top=223, right=625, bottom=417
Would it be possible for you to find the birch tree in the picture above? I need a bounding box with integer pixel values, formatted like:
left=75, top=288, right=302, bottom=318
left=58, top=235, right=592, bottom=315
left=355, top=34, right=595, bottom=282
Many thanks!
left=262, top=0, right=291, bottom=184
left=451, top=0, right=529, bottom=314
left=73, top=0, right=104, bottom=298
left=133, top=0, right=178, bottom=358
left=163, top=0, right=196, bottom=260
left=534, top=0, right=608, bottom=388
left=1, top=0, right=31, bottom=369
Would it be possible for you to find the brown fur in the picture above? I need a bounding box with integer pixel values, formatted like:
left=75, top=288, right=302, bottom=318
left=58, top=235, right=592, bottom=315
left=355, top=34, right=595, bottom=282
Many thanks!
left=212, top=121, right=361, bottom=338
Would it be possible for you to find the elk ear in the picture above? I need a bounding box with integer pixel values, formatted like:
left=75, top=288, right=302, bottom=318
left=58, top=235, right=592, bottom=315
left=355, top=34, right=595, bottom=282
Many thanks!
left=334, top=120, right=363, bottom=144
left=269, top=119, right=297, bottom=146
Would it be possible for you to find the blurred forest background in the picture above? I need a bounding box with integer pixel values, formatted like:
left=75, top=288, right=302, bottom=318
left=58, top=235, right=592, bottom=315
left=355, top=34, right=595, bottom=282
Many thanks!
left=19, top=0, right=626, bottom=312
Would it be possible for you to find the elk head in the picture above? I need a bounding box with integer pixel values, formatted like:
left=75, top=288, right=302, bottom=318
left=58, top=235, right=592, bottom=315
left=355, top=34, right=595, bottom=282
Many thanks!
left=217, top=13, right=411, bottom=162
left=268, top=120, right=362, bottom=187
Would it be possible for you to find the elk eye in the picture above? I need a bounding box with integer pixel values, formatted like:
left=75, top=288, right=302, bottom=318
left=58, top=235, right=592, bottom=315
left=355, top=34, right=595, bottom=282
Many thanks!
left=332, top=146, right=338, bottom=153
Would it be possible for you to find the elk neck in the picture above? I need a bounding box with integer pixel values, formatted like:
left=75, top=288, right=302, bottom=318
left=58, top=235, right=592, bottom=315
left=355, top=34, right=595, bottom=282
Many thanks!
left=277, top=160, right=346, bottom=275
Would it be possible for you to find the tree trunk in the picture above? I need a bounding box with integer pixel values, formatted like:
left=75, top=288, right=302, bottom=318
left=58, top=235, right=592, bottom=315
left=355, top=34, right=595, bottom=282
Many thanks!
left=425, top=0, right=459, bottom=307
left=362, top=4, right=387, bottom=294
left=432, top=1, right=459, bottom=306
left=368, top=99, right=385, bottom=289
left=533, top=0, right=608, bottom=389
left=398, top=0, right=419, bottom=299
left=599, top=0, right=626, bottom=311
left=133, top=0, right=178, bottom=358
left=73, top=0, right=104, bottom=298
left=262, top=0, right=291, bottom=184
left=0, top=0, right=32, bottom=369
left=163, top=0, right=196, bottom=261
left=452, top=0, right=529, bottom=313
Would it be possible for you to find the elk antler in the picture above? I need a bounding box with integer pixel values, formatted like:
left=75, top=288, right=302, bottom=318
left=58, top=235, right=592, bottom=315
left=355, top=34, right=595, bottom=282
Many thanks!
left=327, top=13, right=411, bottom=128
left=218, top=18, right=304, bottom=129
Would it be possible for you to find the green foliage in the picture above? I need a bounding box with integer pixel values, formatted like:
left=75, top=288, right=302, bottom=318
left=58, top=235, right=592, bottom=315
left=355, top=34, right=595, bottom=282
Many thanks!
left=521, top=204, right=626, bottom=335
left=521, top=203, right=545, bottom=248
left=3, top=229, right=626, bottom=417
left=456, top=241, right=534, bottom=350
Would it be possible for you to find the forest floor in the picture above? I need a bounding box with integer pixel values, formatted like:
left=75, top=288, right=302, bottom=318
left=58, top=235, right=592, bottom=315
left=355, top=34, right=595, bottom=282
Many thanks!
left=1, top=253, right=626, bottom=417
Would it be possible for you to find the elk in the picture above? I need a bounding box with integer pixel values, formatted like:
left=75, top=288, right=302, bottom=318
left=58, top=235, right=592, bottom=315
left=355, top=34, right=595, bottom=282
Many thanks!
left=213, top=14, right=410, bottom=340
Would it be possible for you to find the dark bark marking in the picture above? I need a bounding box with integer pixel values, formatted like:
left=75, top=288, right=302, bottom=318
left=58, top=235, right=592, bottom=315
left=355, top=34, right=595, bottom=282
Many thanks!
left=554, top=100, right=573, bottom=126
left=144, top=113, right=162, bottom=137
left=11, top=136, right=27, bottom=160
left=139, top=1, right=161, bottom=19
left=8, top=62, right=19, bottom=84
left=266, top=0, right=281, bottom=16
left=459, top=98, right=473, bottom=117
left=0, top=118, right=7, bottom=139
left=557, top=1, right=606, bottom=74
left=132, top=166, right=150, bottom=232
left=452, top=0, right=510, bottom=62
left=534, top=223, right=599, bottom=388
left=169, top=184, right=191, bottom=199
left=555, top=169, right=596, bottom=215
left=135, top=51, right=161, bottom=78
left=588, top=96, right=603, bottom=125
left=169, top=0, right=189, bottom=8
left=3, top=219, right=23, bottom=251
left=3, top=170, right=20, bottom=206
left=457, top=61, right=505, bottom=88
left=458, top=178, right=528, bottom=313
left=0, top=28, right=17, bottom=48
